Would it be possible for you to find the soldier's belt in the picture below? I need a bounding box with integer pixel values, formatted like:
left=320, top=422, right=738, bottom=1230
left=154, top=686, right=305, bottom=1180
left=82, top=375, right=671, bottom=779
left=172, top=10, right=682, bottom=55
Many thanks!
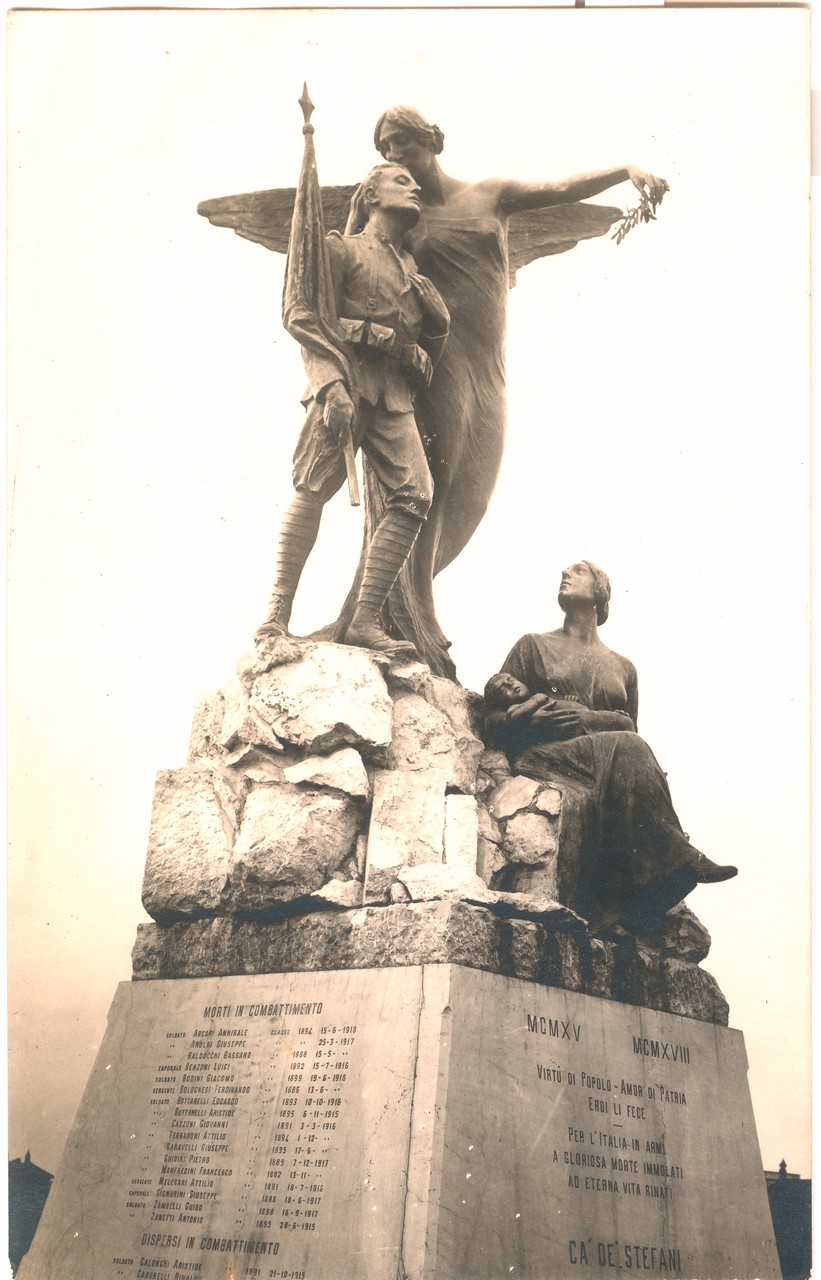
left=338, top=318, right=432, bottom=389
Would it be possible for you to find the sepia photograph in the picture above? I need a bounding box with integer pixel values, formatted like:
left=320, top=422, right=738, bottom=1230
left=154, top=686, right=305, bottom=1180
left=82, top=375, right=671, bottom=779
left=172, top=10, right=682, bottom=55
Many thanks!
left=7, top=8, right=811, bottom=1277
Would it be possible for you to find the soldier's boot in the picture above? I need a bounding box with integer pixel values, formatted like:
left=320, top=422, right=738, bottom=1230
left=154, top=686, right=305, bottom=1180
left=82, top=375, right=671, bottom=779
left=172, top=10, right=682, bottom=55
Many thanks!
left=345, top=510, right=423, bottom=655
left=254, top=491, right=324, bottom=642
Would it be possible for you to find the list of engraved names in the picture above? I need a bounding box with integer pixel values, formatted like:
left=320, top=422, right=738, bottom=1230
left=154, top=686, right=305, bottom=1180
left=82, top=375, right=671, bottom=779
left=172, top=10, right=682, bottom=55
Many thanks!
left=116, top=1000, right=358, bottom=1280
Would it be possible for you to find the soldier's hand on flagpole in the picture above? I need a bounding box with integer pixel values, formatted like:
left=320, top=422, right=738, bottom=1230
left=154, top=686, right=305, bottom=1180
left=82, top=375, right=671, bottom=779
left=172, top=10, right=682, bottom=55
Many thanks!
left=322, top=381, right=355, bottom=442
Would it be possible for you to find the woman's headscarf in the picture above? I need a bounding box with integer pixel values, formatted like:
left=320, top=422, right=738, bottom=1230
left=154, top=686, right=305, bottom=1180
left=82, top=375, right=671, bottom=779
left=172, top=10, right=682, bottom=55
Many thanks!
left=581, top=560, right=611, bottom=626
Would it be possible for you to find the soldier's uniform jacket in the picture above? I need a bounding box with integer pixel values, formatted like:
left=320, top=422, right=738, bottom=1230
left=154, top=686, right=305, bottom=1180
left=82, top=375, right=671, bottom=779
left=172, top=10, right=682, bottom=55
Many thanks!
left=302, top=225, right=448, bottom=412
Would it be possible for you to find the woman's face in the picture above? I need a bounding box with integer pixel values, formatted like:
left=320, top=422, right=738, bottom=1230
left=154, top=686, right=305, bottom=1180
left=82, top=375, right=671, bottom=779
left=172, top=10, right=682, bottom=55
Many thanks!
left=377, top=124, right=434, bottom=183
left=558, top=562, right=597, bottom=610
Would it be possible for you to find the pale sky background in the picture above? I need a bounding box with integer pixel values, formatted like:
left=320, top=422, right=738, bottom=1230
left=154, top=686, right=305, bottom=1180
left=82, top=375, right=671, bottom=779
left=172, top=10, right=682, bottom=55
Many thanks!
left=7, top=4, right=811, bottom=1198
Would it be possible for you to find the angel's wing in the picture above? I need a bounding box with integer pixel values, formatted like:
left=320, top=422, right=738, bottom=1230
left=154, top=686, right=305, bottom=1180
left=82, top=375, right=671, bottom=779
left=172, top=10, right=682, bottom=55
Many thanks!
left=198, top=184, right=621, bottom=278
left=197, top=185, right=357, bottom=252
left=507, top=202, right=622, bottom=282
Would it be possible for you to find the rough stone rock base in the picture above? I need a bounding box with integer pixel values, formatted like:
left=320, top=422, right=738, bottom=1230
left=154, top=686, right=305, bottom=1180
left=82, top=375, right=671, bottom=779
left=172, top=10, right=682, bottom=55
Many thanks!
left=138, top=637, right=717, bottom=976
left=19, top=966, right=778, bottom=1280
left=132, top=901, right=729, bottom=1026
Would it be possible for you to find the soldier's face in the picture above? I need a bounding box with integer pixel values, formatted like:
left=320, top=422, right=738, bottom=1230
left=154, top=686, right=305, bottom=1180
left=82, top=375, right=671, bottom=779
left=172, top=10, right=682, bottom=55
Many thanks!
left=368, top=166, right=422, bottom=221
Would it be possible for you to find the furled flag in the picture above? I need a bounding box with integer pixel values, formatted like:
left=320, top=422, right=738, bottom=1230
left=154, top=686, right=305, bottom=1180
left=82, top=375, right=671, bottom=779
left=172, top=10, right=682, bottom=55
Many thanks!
left=282, top=84, right=359, bottom=503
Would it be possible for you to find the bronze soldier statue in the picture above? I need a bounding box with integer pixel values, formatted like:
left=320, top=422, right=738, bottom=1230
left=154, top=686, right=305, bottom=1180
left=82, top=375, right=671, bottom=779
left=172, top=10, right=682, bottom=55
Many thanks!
left=255, top=159, right=449, bottom=655
left=201, top=97, right=667, bottom=676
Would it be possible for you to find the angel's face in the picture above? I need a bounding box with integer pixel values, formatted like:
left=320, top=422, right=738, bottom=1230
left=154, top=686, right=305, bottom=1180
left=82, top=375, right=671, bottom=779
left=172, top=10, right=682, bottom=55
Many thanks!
left=377, top=125, right=434, bottom=183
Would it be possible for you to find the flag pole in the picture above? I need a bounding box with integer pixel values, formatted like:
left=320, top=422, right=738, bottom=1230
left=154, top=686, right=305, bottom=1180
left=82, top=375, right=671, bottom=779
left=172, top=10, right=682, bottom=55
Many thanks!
left=285, top=84, right=360, bottom=506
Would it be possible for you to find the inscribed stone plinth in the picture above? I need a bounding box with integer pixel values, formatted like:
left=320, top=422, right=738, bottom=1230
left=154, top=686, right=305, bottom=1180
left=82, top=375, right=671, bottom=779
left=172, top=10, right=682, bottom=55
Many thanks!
left=20, top=966, right=778, bottom=1280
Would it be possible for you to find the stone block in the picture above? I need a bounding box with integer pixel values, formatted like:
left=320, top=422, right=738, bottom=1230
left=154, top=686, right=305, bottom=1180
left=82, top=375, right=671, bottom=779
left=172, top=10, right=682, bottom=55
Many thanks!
left=229, top=783, right=361, bottom=908
left=581, top=935, right=619, bottom=1001
left=219, top=674, right=250, bottom=745
left=477, top=837, right=507, bottom=884
left=476, top=802, right=503, bottom=845
left=443, top=794, right=479, bottom=871
left=395, top=867, right=588, bottom=934
left=236, top=634, right=306, bottom=688
left=397, top=862, right=489, bottom=903
left=283, top=746, right=370, bottom=800
left=488, top=774, right=540, bottom=819
left=390, top=692, right=483, bottom=792
left=220, top=674, right=286, bottom=752
left=664, top=955, right=730, bottom=1023
left=142, top=767, right=235, bottom=920
left=131, top=904, right=510, bottom=983
left=422, top=670, right=483, bottom=737
left=186, top=690, right=226, bottom=764
left=223, top=744, right=287, bottom=785
left=362, top=868, right=395, bottom=905
left=130, top=903, right=730, bottom=1026
left=502, top=810, right=558, bottom=863
left=478, top=748, right=513, bottom=787
left=367, top=768, right=447, bottom=871
left=382, top=658, right=430, bottom=695
left=486, top=892, right=585, bottom=929
left=307, top=879, right=364, bottom=909
left=353, top=832, right=368, bottom=877
left=504, top=863, right=560, bottom=900
left=651, top=903, right=712, bottom=962
left=535, top=785, right=562, bottom=816
left=249, top=642, right=393, bottom=758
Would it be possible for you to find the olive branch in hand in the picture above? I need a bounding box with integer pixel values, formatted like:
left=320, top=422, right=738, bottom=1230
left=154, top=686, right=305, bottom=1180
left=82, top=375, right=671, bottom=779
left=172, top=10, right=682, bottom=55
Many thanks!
left=612, top=190, right=666, bottom=245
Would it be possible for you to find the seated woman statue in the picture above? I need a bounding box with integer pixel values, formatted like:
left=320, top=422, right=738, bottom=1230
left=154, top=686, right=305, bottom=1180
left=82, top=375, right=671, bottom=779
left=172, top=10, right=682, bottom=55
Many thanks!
left=487, top=561, right=737, bottom=936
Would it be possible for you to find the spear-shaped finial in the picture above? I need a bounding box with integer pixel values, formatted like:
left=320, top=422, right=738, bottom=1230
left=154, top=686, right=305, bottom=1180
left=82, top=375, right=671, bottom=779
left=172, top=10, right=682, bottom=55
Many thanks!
left=298, top=82, right=315, bottom=135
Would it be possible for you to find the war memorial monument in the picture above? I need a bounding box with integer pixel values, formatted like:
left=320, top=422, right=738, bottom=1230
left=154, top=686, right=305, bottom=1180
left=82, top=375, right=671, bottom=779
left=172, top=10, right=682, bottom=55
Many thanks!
left=19, top=91, right=781, bottom=1280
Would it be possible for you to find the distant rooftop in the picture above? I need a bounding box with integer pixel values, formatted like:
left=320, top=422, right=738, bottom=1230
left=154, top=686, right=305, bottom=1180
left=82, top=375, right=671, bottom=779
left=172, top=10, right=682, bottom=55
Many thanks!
left=764, top=1158, right=810, bottom=1189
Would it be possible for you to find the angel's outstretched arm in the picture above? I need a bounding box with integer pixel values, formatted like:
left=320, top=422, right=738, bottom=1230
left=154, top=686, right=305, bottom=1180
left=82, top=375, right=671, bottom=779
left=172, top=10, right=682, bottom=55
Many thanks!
left=499, top=165, right=668, bottom=213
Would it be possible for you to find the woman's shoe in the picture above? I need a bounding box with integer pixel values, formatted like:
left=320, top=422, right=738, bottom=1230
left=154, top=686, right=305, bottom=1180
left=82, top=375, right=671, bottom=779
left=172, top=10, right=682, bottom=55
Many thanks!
left=691, top=853, right=738, bottom=883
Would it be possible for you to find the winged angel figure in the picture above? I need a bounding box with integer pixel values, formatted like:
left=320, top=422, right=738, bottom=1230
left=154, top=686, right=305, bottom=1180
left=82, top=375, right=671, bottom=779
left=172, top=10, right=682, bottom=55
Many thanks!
left=199, top=105, right=667, bottom=679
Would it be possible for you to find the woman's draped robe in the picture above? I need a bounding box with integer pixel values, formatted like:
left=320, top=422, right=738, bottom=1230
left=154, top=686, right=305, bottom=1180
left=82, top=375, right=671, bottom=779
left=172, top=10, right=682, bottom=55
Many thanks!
left=497, top=632, right=700, bottom=931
